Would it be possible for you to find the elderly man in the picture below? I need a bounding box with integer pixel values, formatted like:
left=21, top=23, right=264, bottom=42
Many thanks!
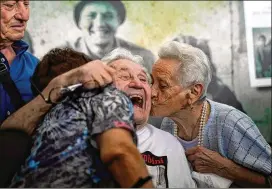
left=68, top=0, right=155, bottom=73
left=95, top=48, right=195, bottom=188
left=0, top=0, right=39, bottom=123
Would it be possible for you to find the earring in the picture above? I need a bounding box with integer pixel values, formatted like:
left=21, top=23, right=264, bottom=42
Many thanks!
left=190, top=103, right=194, bottom=110
left=188, top=98, right=193, bottom=110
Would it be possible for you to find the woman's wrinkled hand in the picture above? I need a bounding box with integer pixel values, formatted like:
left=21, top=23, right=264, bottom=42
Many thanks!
left=43, top=60, right=116, bottom=103
left=77, top=60, right=116, bottom=88
left=186, top=146, right=230, bottom=176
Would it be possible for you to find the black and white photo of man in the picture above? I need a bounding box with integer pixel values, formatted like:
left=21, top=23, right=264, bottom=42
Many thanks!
left=69, top=0, right=155, bottom=73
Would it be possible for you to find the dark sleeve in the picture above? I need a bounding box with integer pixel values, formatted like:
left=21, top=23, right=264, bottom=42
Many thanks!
left=0, top=129, right=32, bottom=187
left=88, top=86, right=137, bottom=147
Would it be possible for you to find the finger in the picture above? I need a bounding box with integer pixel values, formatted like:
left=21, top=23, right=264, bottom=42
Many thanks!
left=83, top=79, right=99, bottom=89
left=194, top=159, right=205, bottom=166
left=93, top=74, right=105, bottom=87
left=104, top=65, right=116, bottom=76
left=87, top=59, right=104, bottom=65
left=195, top=164, right=212, bottom=173
left=186, top=146, right=198, bottom=156
left=101, top=71, right=113, bottom=85
left=194, top=165, right=205, bottom=173
left=187, top=154, right=197, bottom=162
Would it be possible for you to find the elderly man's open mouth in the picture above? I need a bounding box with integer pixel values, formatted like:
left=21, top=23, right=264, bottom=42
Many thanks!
left=128, top=93, right=145, bottom=109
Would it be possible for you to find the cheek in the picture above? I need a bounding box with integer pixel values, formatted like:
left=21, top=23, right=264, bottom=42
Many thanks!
left=108, top=19, right=119, bottom=31
left=157, top=86, right=181, bottom=103
left=113, top=80, right=127, bottom=91
left=79, top=17, right=92, bottom=29
left=0, top=11, right=12, bottom=26
left=144, top=87, right=152, bottom=111
left=151, top=86, right=187, bottom=116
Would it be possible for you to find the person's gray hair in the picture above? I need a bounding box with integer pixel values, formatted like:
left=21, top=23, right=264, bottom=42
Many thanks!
left=158, top=41, right=212, bottom=99
left=102, top=48, right=152, bottom=84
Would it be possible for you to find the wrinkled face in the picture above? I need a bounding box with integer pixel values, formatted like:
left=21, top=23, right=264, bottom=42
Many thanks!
left=0, top=0, right=30, bottom=42
left=151, top=58, right=189, bottom=117
left=110, top=59, right=151, bottom=126
left=78, top=1, right=120, bottom=46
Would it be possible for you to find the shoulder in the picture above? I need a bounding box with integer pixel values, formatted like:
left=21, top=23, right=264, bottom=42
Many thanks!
left=23, top=51, right=39, bottom=64
left=117, top=38, right=155, bottom=59
left=209, top=99, right=250, bottom=125
left=208, top=100, right=270, bottom=159
left=206, top=99, right=258, bottom=148
left=88, top=84, right=134, bottom=122
left=16, top=51, right=39, bottom=73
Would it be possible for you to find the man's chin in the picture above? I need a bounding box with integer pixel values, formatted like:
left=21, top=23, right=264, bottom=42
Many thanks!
left=8, top=32, right=24, bottom=42
left=134, top=115, right=148, bottom=127
left=87, top=35, right=113, bottom=45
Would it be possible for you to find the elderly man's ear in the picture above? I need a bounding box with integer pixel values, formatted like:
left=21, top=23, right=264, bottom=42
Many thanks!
left=186, top=83, right=204, bottom=104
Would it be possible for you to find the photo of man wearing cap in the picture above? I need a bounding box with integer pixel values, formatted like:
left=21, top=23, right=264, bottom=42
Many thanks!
left=70, top=0, right=155, bottom=73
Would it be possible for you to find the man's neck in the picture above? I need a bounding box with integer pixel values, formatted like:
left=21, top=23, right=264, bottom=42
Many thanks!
left=85, top=38, right=116, bottom=59
left=136, top=122, right=148, bottom=131
left=0, top=44, right=16, bottom=65
left=0, top=39, right=13, bottom=51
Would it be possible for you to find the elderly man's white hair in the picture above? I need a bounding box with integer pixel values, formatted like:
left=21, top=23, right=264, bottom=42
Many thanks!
left=102, top=48, right=152, bottom=84
left=158, top=41, right=212, bottom=99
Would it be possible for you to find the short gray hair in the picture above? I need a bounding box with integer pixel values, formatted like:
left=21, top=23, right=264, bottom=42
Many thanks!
left=102, top=48, right=152, bottom=84
left=158, top=41, right=212, bottom=99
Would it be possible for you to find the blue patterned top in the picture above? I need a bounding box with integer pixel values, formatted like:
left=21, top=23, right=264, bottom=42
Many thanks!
left=160, top=99, right=271, bottom=175
left=10, top=84, right=136, bottom=187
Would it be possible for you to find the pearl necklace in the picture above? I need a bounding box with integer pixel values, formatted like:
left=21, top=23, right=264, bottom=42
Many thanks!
left=174, top=100, right=208, bottom=146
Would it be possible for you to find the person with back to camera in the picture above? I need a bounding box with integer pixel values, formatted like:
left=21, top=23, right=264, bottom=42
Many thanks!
left=0, top=1, right=136, bottom=186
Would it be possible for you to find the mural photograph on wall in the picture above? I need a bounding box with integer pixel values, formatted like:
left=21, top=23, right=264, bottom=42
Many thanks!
left=25, top=1, right=271, bottom=143
left=244, top=1, right=271, bottom=87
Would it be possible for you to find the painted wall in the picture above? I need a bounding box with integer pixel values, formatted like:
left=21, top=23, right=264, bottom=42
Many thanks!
left=25, top=1, right=271, bottom=142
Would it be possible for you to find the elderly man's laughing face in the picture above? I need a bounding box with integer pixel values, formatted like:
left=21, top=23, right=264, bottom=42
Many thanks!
left=109, top=59, right=151, bottom=127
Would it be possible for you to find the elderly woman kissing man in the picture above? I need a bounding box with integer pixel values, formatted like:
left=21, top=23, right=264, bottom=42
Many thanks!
left=150, top=41, right=271, bottom=188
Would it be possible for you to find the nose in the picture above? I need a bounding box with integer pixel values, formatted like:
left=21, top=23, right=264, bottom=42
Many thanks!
left=14, top=2, right=29, bottom=21
left=128, top=77, right=143, bottom=89
left=151, top=85, right=158, bottom=99
left=93, top=14, right=105, bottom=27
